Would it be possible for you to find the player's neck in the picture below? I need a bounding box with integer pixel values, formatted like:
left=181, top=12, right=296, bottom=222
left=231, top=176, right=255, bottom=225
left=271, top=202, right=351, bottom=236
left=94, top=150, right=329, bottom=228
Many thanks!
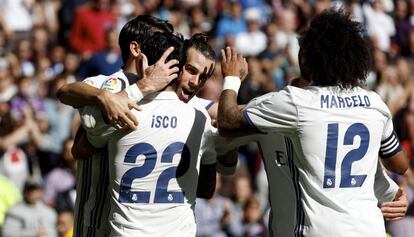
left=122, top=64, right=138, bottom=75
left=160, top=81, right=177, bottom=93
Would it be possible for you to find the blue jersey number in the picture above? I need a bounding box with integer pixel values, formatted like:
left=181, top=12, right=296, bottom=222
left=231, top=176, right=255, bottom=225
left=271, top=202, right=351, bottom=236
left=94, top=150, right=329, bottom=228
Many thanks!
left=119, top=142, right=190, bottom=203
left=323, top=123, right=370, bottom=188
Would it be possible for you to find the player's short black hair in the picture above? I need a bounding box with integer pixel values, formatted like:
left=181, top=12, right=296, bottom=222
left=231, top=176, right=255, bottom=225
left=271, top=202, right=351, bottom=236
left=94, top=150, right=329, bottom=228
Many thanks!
left=184, top=33, right=216, bottom=61
left=118, top=15, right=174, bottom=63
left=140, top=32, right=185, bottom=75
left=298, top=9, right=372, bottom=89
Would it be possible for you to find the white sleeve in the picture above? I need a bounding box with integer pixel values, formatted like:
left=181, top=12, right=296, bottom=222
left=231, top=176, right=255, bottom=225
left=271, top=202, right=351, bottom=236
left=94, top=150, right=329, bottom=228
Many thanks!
left=214, top=134, right=260, bottom=175
left=199, top=122, right=217, bottom=166
left=195, top=97, right=215, bottom=110
left=243, top=88, right=298, bottom=134
left=79, top=105, right=116, bottom=148
left=215, top=134, right=259, bottom=156
left=124, top=83, right=144, bottom=103
left=79, top=76, right=127, bottom=148
left=374, top=160, right=398, bottom=203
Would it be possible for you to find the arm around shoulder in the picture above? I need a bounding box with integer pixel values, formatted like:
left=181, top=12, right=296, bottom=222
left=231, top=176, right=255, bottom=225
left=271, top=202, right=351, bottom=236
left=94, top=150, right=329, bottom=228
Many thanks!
left=56, top=82, right=104, bottom=108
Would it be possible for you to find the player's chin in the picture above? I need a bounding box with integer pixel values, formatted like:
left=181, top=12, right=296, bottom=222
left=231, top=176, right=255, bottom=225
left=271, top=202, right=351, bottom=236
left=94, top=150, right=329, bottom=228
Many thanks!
left=180, top=88, right=194, bottom=103
left=178, top=90, right=190, bottom=103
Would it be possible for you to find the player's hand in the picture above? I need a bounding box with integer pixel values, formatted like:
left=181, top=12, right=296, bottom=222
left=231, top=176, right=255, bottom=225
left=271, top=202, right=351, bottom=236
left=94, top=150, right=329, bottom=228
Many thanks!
left=138, top=47, right=180, bottom=96
left=381, top=187, right=408, bottom=221
left=220, top=46, right=248, bottom=81
left=97, top=90, right=141, bottom=130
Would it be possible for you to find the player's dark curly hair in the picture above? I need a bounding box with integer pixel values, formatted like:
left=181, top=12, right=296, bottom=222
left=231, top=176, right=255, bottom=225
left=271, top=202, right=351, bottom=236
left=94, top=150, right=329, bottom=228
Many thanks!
left=298, top=9, right=372, bottom=89
left=140, top=32, right=185, bottom=75
left=184, top=33, right=216, bottom=61
left=118, top=15, right=174, bottom=63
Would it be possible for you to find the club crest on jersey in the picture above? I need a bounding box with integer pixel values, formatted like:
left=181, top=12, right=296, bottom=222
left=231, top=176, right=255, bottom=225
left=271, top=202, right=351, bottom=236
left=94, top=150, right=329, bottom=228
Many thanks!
left=83, top=79, right=95, bottom=87
left=101, top=77, right=124, bottom=92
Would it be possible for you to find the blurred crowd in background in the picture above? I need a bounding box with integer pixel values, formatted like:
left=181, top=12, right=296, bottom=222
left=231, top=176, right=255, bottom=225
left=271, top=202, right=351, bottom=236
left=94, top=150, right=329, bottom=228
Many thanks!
left=0, top=0, right=413, bottom=236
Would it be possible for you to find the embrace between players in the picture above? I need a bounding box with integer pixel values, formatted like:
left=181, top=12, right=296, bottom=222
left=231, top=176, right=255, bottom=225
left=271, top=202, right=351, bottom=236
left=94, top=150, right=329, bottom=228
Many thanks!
left=57, top=9, right=409, bottom=237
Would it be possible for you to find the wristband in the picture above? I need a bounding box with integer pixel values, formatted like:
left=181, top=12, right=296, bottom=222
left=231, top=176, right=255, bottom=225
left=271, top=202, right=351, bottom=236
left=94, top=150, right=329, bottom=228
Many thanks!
left=223, top=76, right=241, bottom=93
left=126, top=84, right=144, bottom=103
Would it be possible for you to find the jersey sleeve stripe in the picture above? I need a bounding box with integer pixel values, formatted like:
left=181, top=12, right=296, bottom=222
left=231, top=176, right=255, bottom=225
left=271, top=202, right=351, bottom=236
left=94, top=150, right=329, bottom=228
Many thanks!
left=242, top=110, right=265, bottom=134
left=285, top=137, right=305, bottom=237
left=89, top=150, right=109, bottom=229
left=381, top=132, right=397, bottom=147
left=379, top=133, right=402, bottom=159
left=205, top=101, right=214, bottom=110
left=75, top=159, right=92, bottom=237
left=381, top=139, right=398, bottom=153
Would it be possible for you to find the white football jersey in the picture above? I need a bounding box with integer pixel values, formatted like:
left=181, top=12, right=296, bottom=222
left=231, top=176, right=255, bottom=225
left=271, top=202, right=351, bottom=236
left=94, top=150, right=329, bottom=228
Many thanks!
left=74, top=71, right=135, bottom=237
left=215, top=132, right=398, bottom=237
left=81, top=91, right=216, bottom=237
left=238, top=86, right=402, bottom=237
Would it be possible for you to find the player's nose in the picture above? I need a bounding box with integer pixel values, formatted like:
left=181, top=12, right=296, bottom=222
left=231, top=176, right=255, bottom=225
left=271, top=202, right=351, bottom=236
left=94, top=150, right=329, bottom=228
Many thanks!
left=189, top=75, right=200, bottom=88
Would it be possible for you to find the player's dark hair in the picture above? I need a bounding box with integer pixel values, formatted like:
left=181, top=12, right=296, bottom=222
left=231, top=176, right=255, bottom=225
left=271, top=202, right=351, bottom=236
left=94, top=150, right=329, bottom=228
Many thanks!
left=298, top=9, right=372, bottom=89
left=184, top=33, right=216, bottom=61
left=118, top=15, right=174, bottom=63
left=141, top=32, right=185, bottom=76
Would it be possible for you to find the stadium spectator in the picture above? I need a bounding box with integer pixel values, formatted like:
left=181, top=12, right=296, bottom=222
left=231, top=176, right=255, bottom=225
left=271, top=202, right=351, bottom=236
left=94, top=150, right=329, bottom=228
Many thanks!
left=364, top=0, right=396, bottom=52
left=0, top=175, right=21, bottom=228
left=241, top=196, right=267, bottom=237
left=56, top=209, right=74, bottom=237
left=77, top=28, right=123, bottom=78
left=216, top=0, right=247, bottom=46
left=2, top=178, right=57, bottom=237
left=0, top=0, right=33, bottom=44
left=392, top=0, right=414, bottom=57
left=69, top=0, right=116, bottom=59
left=42, top=138, right=76, bottom=207
left=235, top=8, right=267, bottom=57
left=195, top=174, right=234, bottom=237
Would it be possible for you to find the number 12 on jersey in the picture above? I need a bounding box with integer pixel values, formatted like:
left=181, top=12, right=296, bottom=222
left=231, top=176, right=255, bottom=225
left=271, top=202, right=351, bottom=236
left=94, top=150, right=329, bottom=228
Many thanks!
left=323, top=123, right=370, bottom=189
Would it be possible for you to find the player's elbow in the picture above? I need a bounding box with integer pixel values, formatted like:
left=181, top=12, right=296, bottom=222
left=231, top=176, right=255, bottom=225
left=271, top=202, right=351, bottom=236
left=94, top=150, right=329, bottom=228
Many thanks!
left=217, top=121, right=248, bottom=137
left=56, top=84, right=68, bottom=103
left=217, top=118, right=240, bottom=137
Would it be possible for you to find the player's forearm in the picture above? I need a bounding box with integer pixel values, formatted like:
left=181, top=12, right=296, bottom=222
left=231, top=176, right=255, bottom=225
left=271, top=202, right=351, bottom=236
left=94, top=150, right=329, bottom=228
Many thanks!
left=218, top=90, right=250, bottom=137
left=56, top=82, right=104, bottom=108
left=216, top=148, right=238, bottom=175
left=381, top=151, right=408, bottom=175
left=196, top=164, right=216, bottom=199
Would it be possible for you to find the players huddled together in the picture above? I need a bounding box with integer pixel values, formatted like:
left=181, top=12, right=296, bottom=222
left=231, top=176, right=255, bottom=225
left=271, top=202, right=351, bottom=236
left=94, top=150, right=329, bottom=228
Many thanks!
left=0, top=3, right=413, bottom=237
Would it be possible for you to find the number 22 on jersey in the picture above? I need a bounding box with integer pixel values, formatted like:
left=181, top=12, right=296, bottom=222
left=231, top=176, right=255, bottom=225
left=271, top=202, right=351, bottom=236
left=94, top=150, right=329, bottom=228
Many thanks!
left=118, top=142, right=190, bottom=204
left=323, top=123, right=370, bottom=189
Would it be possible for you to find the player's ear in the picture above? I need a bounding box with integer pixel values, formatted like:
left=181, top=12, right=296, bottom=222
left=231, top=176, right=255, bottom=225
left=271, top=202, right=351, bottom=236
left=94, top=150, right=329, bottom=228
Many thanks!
left=130, top=41, right=140, bottom=58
